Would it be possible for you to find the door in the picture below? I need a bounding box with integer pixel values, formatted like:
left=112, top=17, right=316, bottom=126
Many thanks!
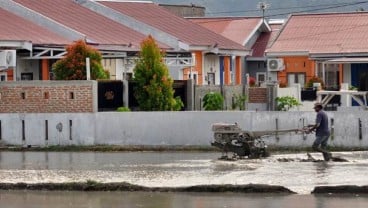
left=207, top=72, right=215, bottom=85
left=351, top=64, right=368, bottom=106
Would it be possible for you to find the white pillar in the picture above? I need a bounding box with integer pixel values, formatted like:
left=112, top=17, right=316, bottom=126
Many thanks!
left=322, top=62, right=326, bottom=86
left=86, top=57, right=91, bottom=80
left=340, top=83, right=351, bottom=107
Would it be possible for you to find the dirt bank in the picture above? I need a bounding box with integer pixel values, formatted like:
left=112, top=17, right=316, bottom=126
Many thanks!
left=312, top=185, right=368, bottom=194
left=0, top=182, right=295, bottom=194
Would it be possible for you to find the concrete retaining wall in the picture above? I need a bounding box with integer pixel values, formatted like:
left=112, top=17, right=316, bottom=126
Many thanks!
left=0, top=111, right=367, bottom=147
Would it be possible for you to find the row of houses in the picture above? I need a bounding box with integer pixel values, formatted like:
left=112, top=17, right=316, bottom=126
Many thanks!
left=0, top=0, right=368, bottom=92
left=0, top=0, right=247, bottom=85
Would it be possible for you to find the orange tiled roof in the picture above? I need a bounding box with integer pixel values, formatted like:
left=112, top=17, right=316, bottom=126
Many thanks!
left=189, top=17, right=262, bottom=47
left=267, top=12, right=368, bottom=55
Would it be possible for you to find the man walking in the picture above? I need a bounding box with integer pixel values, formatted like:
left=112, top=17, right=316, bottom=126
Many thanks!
left=307, top=103, right=332, bottom=161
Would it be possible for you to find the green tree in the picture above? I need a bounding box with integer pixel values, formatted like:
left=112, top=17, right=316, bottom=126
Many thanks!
left=133, top=35, right=182, bottom=111
left=53, top=40, right=109, bottom=80
left=202, top=92, right=224, bottom=111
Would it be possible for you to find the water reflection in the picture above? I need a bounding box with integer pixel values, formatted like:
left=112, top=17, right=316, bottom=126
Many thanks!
left=314, top=162, right=330, bottom=178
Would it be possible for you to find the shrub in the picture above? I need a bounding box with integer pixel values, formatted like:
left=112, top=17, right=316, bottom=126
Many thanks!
left=306, top=76, right=324, bottom=89
left=117, top=106, right=131, bottom=112
left=232, top=94, right=247, bottom=110
left=275, top=96, right=301, bottom=111
left=202, top=92, right=224, bottom=111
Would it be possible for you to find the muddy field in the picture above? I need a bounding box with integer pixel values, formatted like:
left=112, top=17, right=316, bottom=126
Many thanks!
left=0, top=151, right=367, bottom=194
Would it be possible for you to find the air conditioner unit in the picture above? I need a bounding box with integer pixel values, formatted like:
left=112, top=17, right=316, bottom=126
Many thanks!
left=267, top=58, right=284, bottom=72
left=0, top=50, right=16, bottom=69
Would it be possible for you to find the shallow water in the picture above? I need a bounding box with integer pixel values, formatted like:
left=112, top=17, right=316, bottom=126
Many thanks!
left=0, top=151, right=367, bottom=194
left=0, top=191, right=368, bottom=208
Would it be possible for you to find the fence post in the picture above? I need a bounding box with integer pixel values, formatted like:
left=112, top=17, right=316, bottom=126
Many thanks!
left=267, top=82, right=278, bottom=111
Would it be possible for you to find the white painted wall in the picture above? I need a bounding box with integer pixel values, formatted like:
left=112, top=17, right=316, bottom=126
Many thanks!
left=115, top=58, right=124, bottom=80
left=0, top=111, right=367, bottom=148
left=343, top=63, right=351, bottom=84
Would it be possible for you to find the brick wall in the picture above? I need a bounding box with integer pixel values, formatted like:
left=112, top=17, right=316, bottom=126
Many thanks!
left=0, top=81, right=97, bottom=113
left=248, top=87, right=267, bottom=103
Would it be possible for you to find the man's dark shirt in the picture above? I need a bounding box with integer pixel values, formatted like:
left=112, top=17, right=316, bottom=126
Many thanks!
left=316, top=110, right=330, bottom=137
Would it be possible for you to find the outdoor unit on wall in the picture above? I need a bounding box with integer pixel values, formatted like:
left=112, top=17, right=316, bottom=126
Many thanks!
left=0, top=50, right=16, bottom=69
left=267, top=58, right=284, bottom=72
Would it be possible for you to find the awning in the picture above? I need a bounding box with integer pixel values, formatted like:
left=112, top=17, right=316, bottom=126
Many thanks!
left=324, top=57, right=368, bottom=64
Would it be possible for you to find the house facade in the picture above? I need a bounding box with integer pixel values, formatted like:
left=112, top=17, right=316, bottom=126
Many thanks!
left=267, top=12, right=368, bottom=90
left=189, top=17, right=285, bottom=86
left=0, top=0, right=248, bottom=86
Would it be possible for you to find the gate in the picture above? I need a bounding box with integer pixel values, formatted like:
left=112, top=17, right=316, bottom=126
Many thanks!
left=98, top=81, right=123, bottom=111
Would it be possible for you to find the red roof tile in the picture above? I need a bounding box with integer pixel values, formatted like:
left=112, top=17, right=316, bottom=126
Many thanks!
left=98, top=1, right=246, bottom=51
left=13, top=0, right=168, bottom=49
left=251, top=23, right=283, bottom=57
left=189, top=17, right=262, bottom=46
left=251, top=32, right=271, bottom=57
left=0, top=8, right=70, bottom=45
left=267, top=12, right=368, bottom=55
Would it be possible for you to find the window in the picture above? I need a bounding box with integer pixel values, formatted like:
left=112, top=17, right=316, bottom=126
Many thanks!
left=0, top=73, right=6, bottom=81
left=21, top=73, right=33, bottom=80
left=256, top=72, right=266, bottom=86
left=287, top=73, right=305, bottom=87
left=207, top=72, right=215, bottom=85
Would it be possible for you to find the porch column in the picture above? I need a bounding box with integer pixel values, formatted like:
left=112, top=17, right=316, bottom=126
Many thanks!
left=235, top=56, right=241, bottom=85
left=195, top=51, right=203, bottom=85
left=322, top=62, right=326, bottom=86
left=41, top=59, right=49, bottom=80
left=6, top=69, right=14, bottom=81
left=339, top=64, right=343, bottom=86
left=224, top=56, right=230, bottom=85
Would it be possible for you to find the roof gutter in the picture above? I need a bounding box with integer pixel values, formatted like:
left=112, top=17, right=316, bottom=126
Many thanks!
left=310, top=52, right=368, bottom=58
left=179, top=42, right=250, bottom=56
left=0, top=40, right=32, bottom=51
left=266, top=51, right=309, bottom=57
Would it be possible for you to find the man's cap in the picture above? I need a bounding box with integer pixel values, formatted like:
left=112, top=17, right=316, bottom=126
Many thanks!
left=313, top=103, right=323, bottom=109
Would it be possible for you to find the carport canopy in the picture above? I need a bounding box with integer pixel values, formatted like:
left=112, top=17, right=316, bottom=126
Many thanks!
left=324, top=57, right=368, bottom=64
